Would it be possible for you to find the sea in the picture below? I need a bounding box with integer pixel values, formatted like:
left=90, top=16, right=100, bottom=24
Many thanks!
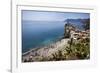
left=22, top=20, right=84, bottom=53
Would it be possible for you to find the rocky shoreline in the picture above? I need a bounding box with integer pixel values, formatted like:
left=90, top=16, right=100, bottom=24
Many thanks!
left=22, top=38, right=70, bottom=62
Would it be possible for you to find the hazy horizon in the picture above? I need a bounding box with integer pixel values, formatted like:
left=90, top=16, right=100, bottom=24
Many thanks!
left=22, top=10, right=90, bottom=21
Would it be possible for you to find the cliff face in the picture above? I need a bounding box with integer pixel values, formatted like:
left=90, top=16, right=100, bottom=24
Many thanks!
left=64, top=19, right=90, bottom=31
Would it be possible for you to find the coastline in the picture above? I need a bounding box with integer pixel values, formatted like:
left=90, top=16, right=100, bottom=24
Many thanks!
left=22, top=36, right=64, bottom=56
left=22, top=38, right=70, bottom=62
left=22, top=22, right=90, bottom=62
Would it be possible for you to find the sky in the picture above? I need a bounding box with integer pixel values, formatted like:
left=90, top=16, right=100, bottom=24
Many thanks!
left=22, top=10, right=90, bottom=21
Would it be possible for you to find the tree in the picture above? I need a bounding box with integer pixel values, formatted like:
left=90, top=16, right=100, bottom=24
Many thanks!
left=64, top=23, right=71, bottom=38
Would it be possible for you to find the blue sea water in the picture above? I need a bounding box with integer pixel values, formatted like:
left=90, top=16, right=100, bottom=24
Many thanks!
left=22, top=20, right=84, bottom=53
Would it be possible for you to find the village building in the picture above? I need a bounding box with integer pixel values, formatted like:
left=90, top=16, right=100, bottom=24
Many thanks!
left=64, top=23, right=90, bottom=41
